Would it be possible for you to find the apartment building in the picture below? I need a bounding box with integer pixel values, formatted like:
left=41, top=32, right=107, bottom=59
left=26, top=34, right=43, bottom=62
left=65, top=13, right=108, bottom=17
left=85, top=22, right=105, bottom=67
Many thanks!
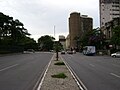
left=100, top=0, right=120, bottom=27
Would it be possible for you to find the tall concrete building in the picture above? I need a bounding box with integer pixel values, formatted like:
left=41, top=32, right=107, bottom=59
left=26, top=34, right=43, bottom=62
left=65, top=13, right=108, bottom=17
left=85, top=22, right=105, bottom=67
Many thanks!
left=100, top=0, right=120, bottom=27
left=69, top=12, right=93, bottom=49
left=69, top=12, right=81, bottom=48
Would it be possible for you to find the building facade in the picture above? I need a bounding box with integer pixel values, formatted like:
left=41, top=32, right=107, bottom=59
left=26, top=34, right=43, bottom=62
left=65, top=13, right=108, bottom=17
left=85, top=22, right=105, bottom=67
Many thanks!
left=103, top=17, right=120, bottom=40
left=59, top=35, right=66, bottom=50
left=65, top=34, right=70, bottom=50
left=69, top=12, right=81, bottom=48
left=100, top=0, right=120, bottom=27
left=69, top=12, right=93, bottom=49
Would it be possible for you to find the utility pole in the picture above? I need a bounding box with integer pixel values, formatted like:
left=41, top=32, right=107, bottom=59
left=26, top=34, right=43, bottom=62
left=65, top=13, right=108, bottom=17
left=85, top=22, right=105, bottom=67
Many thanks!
left=54, top=25, right=55, bottom=39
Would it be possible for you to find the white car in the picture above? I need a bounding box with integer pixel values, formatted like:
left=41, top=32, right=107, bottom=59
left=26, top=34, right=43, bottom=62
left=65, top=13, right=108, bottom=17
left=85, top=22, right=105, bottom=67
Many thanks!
left=61, top=50, right=65, bottom=54
left=111, top=52, right=120, bottom=57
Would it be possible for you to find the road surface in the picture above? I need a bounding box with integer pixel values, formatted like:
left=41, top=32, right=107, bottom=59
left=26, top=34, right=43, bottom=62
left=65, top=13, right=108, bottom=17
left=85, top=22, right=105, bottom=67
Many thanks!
left=0, top=52, right=53, bottom=90
left=62, top=53, right=120, bottom=90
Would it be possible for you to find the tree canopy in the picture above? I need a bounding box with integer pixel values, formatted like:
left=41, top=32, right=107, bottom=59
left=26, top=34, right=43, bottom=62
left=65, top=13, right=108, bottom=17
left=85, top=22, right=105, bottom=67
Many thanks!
left=0, top=12, right=36, bottom=53
left=38, top=35, right=55, bottom=51
left=80, top=28, right=105, bottom=49
left=0, top=12, right=30, bottom=45
left=111, top=26, right=120, bottom=46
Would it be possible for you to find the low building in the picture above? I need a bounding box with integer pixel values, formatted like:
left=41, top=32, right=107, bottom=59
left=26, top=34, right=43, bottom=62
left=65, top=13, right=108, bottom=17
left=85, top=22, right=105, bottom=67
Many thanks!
left=59, top=35, right=66, bottom=50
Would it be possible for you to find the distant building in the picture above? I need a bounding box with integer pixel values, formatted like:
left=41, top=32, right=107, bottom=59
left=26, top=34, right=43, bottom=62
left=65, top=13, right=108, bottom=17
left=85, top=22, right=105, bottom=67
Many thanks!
left=59, top=35, right=66, bottom=50
left=69, top=12, right=93, bottom=49
left=66, top=34, right=70, bottom=49
left=99, top=0, right=120, bottom=27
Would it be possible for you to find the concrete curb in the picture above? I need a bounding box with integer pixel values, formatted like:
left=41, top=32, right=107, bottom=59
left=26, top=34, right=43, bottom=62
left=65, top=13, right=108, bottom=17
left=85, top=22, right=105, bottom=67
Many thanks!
left=60, top=55, right=88, bottom=90
left=38, top=53, right=81, bottom=90
left=36, top=55, right=54, bottom=90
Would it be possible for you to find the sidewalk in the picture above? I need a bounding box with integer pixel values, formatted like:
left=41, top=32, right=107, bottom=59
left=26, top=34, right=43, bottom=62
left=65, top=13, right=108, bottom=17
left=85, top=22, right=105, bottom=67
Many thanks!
left=37, top=53, right=81, bottom=90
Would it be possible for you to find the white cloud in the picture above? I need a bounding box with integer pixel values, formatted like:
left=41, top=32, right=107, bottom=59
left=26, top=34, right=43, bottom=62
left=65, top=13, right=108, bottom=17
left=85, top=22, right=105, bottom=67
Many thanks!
left=0, top=0, right=99, bottom=41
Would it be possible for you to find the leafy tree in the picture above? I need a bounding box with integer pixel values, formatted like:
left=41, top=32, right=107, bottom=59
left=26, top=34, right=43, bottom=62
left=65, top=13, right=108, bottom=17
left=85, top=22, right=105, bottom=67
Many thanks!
left=53, top=41, right=63, bottom=51
left=0, top=12, right=30, bottom=45
left=38, top=35, right=55, bottom=51
left=111, top=26, right=120, bottom=48
left=80, top=28, right=105, bottom=50
left=20, top=37, right=38, bottom=50
left=0, top=12, right=13, bottom=42
left=0, top=12, right=33, bottom=53
left=53, top=41, right=62, bottom=60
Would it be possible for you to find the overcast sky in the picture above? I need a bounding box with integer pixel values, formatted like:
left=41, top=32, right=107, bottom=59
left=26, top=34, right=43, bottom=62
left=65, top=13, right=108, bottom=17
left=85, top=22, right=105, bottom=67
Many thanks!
left=0, top=0, right=99, bottom=41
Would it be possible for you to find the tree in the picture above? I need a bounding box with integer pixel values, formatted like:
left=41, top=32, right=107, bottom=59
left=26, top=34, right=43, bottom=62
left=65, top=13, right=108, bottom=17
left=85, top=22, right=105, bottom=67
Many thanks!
left=80, top=28, right=105, bottom=50
left=0, top=12, right=13, bottom=42
left=111, top=26, right=120, bottom=49
left=53, top=41, right=62, bottom=60
left=20, top=37, right=37, bottom=50
left=0, top=12, right=32, bottom=53
left=0, top=12, right=30, bottom=45
left=10, top=19, right=30, bottom=44
left=38, top=35, right=55, bottom=51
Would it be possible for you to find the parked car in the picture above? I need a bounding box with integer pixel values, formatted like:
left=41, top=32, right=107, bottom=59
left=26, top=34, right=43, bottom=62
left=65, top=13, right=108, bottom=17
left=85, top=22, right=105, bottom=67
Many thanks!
left=67, top=50, right=73, bottom=54
left=111, top=52, right=120, bottom=57
left=61, top=50, right=65, bottom=54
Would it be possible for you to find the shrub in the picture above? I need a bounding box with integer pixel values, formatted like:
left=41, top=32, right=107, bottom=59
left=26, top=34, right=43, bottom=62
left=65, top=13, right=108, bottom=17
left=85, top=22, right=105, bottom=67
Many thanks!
left=51, top=73, right=67, bottom=79
left=54, top=62, right=65, bottom=65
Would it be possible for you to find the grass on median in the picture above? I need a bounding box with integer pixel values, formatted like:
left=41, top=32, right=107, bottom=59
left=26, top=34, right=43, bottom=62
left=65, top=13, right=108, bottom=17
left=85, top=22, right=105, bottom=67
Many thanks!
left=54, top=61, right=65, bottom=65
left=51, top=73, right=67, bottom=79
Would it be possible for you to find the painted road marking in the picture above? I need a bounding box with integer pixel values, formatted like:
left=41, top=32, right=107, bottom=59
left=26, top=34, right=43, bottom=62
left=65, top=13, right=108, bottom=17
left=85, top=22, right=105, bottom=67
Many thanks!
left=0, top=64, right=18, bottom=72
left=89, top=64, right=95, bottom=67
left=36, top=54, right=54, bottom=90
left=61, top=55, right=88, bottom=90
left=110, top=73, right=120, bottom=79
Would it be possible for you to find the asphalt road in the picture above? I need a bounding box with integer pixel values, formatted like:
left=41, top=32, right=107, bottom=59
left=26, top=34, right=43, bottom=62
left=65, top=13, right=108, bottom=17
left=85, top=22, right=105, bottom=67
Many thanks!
left=0, top=52, right=53, bottom=90
left=62, top=53, right=120, bottom=90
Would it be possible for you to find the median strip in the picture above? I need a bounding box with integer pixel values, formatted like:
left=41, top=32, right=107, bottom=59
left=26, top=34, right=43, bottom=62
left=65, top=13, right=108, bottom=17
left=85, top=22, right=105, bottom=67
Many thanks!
left=38, top=54, right=80, bottom=90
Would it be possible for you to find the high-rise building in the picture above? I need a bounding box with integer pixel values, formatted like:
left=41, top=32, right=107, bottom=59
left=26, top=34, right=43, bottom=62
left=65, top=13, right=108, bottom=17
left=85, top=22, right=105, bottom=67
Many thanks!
left=100, top=0, right=120, bottom=27
left=69, top=12, right=93, bottom=48
left=69, top=12, right=81, bottom=48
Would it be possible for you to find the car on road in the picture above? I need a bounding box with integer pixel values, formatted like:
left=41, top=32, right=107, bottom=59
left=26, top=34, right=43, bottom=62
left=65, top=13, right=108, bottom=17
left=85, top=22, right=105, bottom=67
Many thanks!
left=61, top=50, right=65, bottom=54
left=23, top=49, right=35, bottom=53
left=67, top=50, right=73, bottom=54
left=111, top=52, right=120, bottom=57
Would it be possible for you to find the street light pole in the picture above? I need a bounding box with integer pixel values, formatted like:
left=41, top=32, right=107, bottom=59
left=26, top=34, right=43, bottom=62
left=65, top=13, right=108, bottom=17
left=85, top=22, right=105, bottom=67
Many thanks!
left=54, top=25, right=55, bottom=39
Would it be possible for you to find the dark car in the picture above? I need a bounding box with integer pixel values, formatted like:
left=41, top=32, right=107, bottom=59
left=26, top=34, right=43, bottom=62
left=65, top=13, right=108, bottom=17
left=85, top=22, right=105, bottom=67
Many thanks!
left=23, top=49, right=35, bottom=53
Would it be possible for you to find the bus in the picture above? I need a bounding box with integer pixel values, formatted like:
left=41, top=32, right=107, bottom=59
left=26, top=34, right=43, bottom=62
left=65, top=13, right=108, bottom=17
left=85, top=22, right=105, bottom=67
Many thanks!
left=83, top=46, right=96, bottom=56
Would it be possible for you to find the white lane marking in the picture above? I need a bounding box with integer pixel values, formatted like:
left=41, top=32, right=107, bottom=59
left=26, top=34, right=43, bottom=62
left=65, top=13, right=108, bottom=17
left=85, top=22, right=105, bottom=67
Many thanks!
left=110, top=73, right=120, bottom=79
left=89, top=64, right=95, bottom=67
left=0, top=64, right=18, bottom=72
left=61, top=55, right=88, bottom=90
left=36, top=54, right=54, bottom=90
